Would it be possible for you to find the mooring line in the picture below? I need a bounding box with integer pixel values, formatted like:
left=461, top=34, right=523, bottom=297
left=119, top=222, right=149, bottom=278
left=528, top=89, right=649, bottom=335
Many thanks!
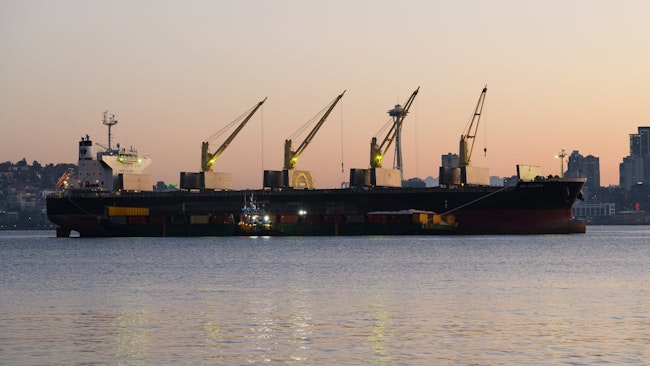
left=442, top=185, right=511, bottom=215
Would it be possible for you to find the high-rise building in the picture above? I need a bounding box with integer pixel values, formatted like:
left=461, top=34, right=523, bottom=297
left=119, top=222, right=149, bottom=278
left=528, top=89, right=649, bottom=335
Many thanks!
left=566, top=150, right=583, bottom=177
left=620, top=126, right=650, bottom=191
left=566, top=150, right=600, bottom=192
left=583, top=155, right=601, bottom=189
left=629, top=126, right=650, bottom=157
left=619, top=156, right=644, bottom=190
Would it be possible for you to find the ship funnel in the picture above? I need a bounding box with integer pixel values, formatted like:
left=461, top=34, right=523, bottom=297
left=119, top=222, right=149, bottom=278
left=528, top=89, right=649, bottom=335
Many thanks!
left=79, top=135, right=94, bottom=160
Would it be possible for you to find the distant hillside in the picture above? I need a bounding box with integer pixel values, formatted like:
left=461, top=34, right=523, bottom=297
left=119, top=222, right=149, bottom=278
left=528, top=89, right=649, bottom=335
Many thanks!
left=1, top=159, right=76, bottom=229
left=0, top=159, right=76, bottom=191
left=423, top=176, right=438, bottom=187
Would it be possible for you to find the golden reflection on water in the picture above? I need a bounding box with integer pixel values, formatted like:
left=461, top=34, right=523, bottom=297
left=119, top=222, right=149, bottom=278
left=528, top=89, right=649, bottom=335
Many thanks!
left=202, top=315, right=224, bottom=361
left=287, top=297, right=312, bottom=362
left=366, top=301, right=394, bottom=364
left=115, top=309, right=150, bottom=366
left=198, top=288, right=314, bottom=364
left=193, top=289, right=408, bottom=364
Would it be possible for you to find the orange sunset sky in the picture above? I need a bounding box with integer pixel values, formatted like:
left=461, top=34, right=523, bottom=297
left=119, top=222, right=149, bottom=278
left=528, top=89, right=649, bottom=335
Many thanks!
left=2, top=0, right=649, bottom=189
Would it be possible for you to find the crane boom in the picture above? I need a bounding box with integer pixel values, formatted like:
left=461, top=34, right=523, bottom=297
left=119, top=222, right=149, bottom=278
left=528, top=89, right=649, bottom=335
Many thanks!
left=201, top=97, right=267, bottom=172
left=459, top=86, right=487, bottom=168
left=284, top=90, right=346, bottom=170
left=370, top=87, right=419, bottom=168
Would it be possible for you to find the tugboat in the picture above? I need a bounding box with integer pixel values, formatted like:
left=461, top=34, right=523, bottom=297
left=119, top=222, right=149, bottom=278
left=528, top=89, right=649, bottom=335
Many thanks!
left=236, top=194, right=281, bottom=236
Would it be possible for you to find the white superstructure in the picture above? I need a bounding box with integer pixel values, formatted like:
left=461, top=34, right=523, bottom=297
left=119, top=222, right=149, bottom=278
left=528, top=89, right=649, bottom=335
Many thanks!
left=71, top=112, right=152, bottom=191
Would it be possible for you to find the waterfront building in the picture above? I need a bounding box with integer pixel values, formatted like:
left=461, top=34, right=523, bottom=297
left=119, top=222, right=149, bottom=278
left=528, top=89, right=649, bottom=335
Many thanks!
left=572, top=202, right=615, bottom=219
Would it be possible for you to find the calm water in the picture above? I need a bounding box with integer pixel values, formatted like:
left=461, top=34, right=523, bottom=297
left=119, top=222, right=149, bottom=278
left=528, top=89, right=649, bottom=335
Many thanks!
left=1, top=227, right=649, bottom=365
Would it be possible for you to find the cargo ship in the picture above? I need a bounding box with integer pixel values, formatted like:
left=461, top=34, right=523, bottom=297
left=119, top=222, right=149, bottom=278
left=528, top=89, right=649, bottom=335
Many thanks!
left=47, top=177, right=584, bottom=237
left=46, top=89, right=586, bottom=237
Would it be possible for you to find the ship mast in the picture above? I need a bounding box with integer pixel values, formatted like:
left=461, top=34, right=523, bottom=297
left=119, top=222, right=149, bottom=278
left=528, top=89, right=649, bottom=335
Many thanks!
left=102, top=111, right=118, bottom=152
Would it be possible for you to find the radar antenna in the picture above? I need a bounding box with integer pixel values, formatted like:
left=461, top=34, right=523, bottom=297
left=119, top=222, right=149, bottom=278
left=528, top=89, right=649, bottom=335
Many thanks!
left=102, top=111, right=118, bottom=152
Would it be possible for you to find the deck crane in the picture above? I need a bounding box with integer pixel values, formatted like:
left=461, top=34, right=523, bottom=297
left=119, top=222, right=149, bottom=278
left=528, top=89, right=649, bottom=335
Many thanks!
left=370, top=87, right=419, bottom=169
left=283, top=90, right=346, bottom=170
left=201, top=97, right=267, bottom=172
left=459, top=85, right=487, bottom=168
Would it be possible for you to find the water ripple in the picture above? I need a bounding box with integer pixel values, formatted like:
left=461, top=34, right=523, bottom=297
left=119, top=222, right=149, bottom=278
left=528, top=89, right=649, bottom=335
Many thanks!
left=1, top=227, right=650, bottom=364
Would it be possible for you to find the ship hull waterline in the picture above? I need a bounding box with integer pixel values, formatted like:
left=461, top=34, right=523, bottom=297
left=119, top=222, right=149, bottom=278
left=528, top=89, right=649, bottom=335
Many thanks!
left=47, top=178, right=586, bottom=237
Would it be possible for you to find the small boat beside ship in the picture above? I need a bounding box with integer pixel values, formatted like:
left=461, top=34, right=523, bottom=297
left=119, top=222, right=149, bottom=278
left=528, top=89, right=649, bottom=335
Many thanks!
left=236, top=194, right=281, bottom=236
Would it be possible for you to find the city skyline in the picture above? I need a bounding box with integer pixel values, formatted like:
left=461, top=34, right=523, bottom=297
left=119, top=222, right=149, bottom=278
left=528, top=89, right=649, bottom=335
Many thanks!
left=2, top=1, right=649, bottom=188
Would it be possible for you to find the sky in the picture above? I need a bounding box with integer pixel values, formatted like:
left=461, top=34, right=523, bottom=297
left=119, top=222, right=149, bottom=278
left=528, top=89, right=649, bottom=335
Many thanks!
left=2, top=0, right=649, bottom=189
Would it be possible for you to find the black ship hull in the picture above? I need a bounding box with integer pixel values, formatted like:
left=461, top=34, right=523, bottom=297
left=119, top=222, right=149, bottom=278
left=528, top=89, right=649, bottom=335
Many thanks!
left=47, top=178, right=586, bottom=237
